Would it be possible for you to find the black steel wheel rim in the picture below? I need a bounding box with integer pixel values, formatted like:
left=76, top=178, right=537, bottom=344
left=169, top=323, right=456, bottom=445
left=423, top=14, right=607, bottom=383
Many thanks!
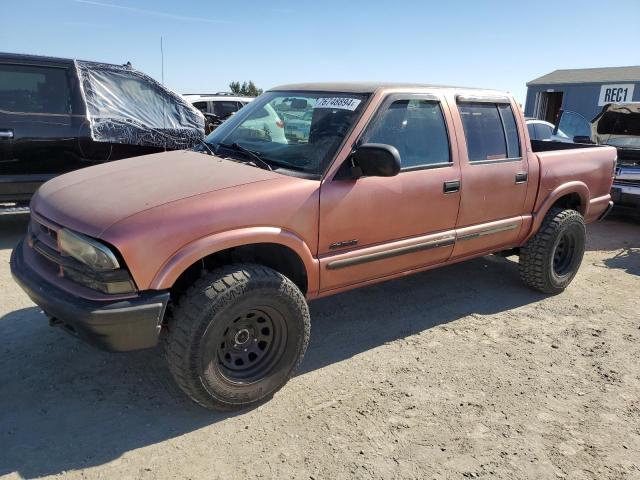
left=553, top=230, right=578, bottom=276
left=216, top=307, right=287, bottom=383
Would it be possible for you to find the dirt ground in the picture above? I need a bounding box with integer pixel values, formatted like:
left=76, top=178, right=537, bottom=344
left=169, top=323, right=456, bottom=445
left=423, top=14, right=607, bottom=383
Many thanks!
left=0, top=214, right=639, bottom=480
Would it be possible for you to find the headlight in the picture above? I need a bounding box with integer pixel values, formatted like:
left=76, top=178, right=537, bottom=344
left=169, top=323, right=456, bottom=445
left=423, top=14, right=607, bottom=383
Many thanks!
left=58, top=228, right=120, bottom=271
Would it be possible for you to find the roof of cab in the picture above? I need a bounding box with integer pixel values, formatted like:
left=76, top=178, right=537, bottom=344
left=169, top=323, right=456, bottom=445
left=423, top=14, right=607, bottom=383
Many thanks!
left=0, top=51, right=128, bottom=69
left=270, top=82, right=506, bottom=95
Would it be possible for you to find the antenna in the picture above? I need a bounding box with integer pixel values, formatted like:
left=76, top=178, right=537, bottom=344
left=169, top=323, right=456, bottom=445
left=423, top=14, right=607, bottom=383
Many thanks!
left=161, top=36, right=166, bottom=151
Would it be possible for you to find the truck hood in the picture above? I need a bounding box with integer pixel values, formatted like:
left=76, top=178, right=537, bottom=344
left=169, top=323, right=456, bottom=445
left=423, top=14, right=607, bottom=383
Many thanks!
left=31, top=150, right=283, bottom=237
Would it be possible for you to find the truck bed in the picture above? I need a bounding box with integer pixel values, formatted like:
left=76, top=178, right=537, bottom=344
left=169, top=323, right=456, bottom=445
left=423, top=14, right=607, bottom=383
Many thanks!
left=531, top=141, right=617, bottom=223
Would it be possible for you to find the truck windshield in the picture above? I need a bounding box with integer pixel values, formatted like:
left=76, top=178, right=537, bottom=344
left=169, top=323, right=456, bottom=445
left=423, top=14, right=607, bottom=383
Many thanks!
left=205, top=91, right=369, bottom=176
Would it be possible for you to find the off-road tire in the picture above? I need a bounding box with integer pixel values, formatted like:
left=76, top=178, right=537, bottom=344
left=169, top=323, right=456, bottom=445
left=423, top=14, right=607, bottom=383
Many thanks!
left=519, top=208, right=586, bottom=294
left=165, top=264, right=310, bottom=411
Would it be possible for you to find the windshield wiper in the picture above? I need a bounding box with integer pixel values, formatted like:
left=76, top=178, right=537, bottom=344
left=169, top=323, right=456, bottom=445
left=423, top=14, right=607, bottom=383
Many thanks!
left=217, top=142, right=273, bottom=171
left=195, top=138, right=215, bottom=156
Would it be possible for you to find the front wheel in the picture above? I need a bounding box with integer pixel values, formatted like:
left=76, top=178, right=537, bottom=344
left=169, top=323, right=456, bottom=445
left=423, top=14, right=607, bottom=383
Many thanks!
left=165, top=264, right=310, bottom=411
left=519, top=208, right=586, bottom=294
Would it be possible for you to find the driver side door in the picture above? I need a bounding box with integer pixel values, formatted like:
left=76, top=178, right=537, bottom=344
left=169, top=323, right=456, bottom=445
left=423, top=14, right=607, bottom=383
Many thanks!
left=318, top=93, right=461, bottom=293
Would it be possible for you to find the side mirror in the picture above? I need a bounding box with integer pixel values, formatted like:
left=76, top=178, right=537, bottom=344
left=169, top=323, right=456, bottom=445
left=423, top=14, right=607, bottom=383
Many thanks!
left=573, top=135, right=593, bottom=144
left=350, top=143, right=401, bottom=178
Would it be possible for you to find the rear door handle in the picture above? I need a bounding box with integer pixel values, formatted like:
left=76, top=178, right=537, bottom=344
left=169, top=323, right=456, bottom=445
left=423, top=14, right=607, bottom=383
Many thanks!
left=443, top=180, right=460, bottom=193
left=0, top=129, right=14, bottom=139
left=515, top=172, right=528, bottom=184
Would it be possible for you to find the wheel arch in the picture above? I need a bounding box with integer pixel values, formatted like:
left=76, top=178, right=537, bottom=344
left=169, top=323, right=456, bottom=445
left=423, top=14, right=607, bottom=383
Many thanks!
left=150, top=227, right=319, bottom=296
left=522, top=181, right=589, bottom=244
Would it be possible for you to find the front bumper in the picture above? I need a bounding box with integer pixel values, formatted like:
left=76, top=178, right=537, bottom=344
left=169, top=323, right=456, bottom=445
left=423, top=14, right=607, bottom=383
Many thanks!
left=11, top=240, right=169, bottom=352
left=611, top=183, right=640, bottom=214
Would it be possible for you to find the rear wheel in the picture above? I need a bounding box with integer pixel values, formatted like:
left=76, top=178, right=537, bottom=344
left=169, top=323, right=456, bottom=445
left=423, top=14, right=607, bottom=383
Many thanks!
left=519, top=208, right=586, bottom=294
left=165, top=264, right=310, bottom=411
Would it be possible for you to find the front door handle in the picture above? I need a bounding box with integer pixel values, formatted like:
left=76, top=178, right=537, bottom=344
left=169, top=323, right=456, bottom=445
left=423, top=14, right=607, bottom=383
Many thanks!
left=0, top=129, right=14, bottom=139
left=443, top=180, right=460, bottom=193
left=515, top=172, right=528, bottom=184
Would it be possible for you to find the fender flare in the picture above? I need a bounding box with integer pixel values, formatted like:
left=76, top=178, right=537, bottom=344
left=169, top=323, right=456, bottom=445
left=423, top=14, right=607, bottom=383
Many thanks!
left=149, top=227, right=319, bottom=294
left=523, top=181, right=590, bottom=244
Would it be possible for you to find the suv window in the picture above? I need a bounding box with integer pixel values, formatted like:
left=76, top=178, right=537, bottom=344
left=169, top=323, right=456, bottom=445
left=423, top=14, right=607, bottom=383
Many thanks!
left=192, top=101, right=207, bottom=113
left=362, top=99, right=450, bottom=169
left=0, top=64, right=71, bottom=114
left=459, top=103, right=520, bottom=161
left=213, top=101, right=239, bottom=118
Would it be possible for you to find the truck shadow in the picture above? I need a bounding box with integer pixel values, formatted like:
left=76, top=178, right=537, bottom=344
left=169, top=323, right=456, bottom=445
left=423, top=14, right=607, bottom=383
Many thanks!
left=0, top=255, right=546, bottom=478
left=586, top=216, right=640, bottom=276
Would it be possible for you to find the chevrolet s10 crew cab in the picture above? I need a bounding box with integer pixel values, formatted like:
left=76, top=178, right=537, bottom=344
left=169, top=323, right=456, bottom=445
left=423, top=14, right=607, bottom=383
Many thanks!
left=11, top=83, right=617, bottom=410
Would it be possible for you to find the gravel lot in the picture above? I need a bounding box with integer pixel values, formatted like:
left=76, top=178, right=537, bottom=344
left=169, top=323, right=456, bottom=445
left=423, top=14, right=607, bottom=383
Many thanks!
left=1, top=214, right=639, bottom=480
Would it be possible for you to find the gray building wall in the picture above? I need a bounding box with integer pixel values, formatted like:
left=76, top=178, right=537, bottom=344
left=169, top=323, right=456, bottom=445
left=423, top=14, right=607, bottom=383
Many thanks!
left=524, top=81, right=640, bottom=121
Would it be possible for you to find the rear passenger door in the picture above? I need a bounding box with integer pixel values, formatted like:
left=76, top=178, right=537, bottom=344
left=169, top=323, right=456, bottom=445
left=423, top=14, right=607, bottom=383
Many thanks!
left=318, top=93, right=461, bottom=292
left=451, top=97, right=529, bottom=257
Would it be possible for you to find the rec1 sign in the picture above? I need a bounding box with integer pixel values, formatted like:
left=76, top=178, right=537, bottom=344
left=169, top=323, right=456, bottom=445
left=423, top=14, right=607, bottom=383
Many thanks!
left=598, top=84, right=635, bottom=106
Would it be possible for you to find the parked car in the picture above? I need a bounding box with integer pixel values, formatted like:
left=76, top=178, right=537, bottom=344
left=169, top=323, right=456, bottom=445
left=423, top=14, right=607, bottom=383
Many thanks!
left=11, top=82, right=616, bottom=411
left=591, top=103, right=640, bottom=214
left=284, top=109, right=314, bottom=142
left=183, top=93, right=253, bottom=133
left=553, top=105, right=640, bottom=214
left=525, top=118, right=555, bottom=141
left=0, top=53, right=205, bottom=214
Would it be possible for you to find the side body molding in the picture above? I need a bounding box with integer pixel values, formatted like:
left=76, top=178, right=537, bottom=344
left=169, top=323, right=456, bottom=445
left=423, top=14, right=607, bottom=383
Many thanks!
left=521, top=181, right=589, bottom=244
left=149, top=227, right=319, bottom=295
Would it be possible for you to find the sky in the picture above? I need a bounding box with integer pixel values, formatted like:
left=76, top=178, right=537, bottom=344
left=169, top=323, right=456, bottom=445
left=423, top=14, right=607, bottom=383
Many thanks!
left=1, top=0, right=639, bottom=105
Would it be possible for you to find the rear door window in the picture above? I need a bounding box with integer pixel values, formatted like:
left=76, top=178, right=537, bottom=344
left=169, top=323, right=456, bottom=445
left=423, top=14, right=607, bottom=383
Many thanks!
left=192, top=101, right=208, bottom=114
left=459, top=102, right=521, bottom=161
left=0, top=64, right=71, bottom=114
left=213, top=101, right=240, bottom=118
left=527, top=123, right=537, bottom=140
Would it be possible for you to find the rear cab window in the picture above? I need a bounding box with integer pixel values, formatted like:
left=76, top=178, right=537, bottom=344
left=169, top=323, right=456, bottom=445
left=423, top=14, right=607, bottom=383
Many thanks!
left=0, top=63, right=72, bottom=115
left=361, top=95, right=451, bottom=170
left=458, top=100, right=521, bottom=162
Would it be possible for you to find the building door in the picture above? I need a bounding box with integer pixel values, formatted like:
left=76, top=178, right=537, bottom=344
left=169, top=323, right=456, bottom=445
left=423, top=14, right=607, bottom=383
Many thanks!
left=535, top=91, right=564, bottom=124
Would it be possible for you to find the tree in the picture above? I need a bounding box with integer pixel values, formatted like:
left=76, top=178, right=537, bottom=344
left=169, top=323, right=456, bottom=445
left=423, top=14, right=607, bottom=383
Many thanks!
left=229, top=80, right=263, bottom=97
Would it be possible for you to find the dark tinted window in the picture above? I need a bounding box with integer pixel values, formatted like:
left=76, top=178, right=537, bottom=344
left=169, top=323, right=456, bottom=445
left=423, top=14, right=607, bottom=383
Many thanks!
left=534, top=123, right=553, bottom=140
left=0, top=64, right=71, bottom=114
left=213, top=101, right=239, bottom=117
left=363, top=99, right=450, bottom=169
left=459, top=103, right=507, bottom=161
left=527, top=123, right=537, bottom=139
left=498, top=104, right=520, bottom=158
left=192, top=101, right=207, bottom=113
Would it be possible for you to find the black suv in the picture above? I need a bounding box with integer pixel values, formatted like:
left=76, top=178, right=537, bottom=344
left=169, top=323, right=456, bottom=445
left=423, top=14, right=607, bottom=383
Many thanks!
left=0, top=53, right=204, bottom=213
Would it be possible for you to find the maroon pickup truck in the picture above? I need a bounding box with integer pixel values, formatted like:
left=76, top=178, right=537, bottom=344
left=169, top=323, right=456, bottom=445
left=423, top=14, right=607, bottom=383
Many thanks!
left=11, top=83, right=616, bottom=411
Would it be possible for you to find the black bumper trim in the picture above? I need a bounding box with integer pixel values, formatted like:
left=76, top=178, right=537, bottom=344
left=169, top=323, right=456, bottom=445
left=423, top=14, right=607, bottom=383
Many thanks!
left=10, top=240, right=170, bottom=352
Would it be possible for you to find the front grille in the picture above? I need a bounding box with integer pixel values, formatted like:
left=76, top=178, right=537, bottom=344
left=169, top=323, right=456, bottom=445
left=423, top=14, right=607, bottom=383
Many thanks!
left=29, top=215, right=59, bottom=253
